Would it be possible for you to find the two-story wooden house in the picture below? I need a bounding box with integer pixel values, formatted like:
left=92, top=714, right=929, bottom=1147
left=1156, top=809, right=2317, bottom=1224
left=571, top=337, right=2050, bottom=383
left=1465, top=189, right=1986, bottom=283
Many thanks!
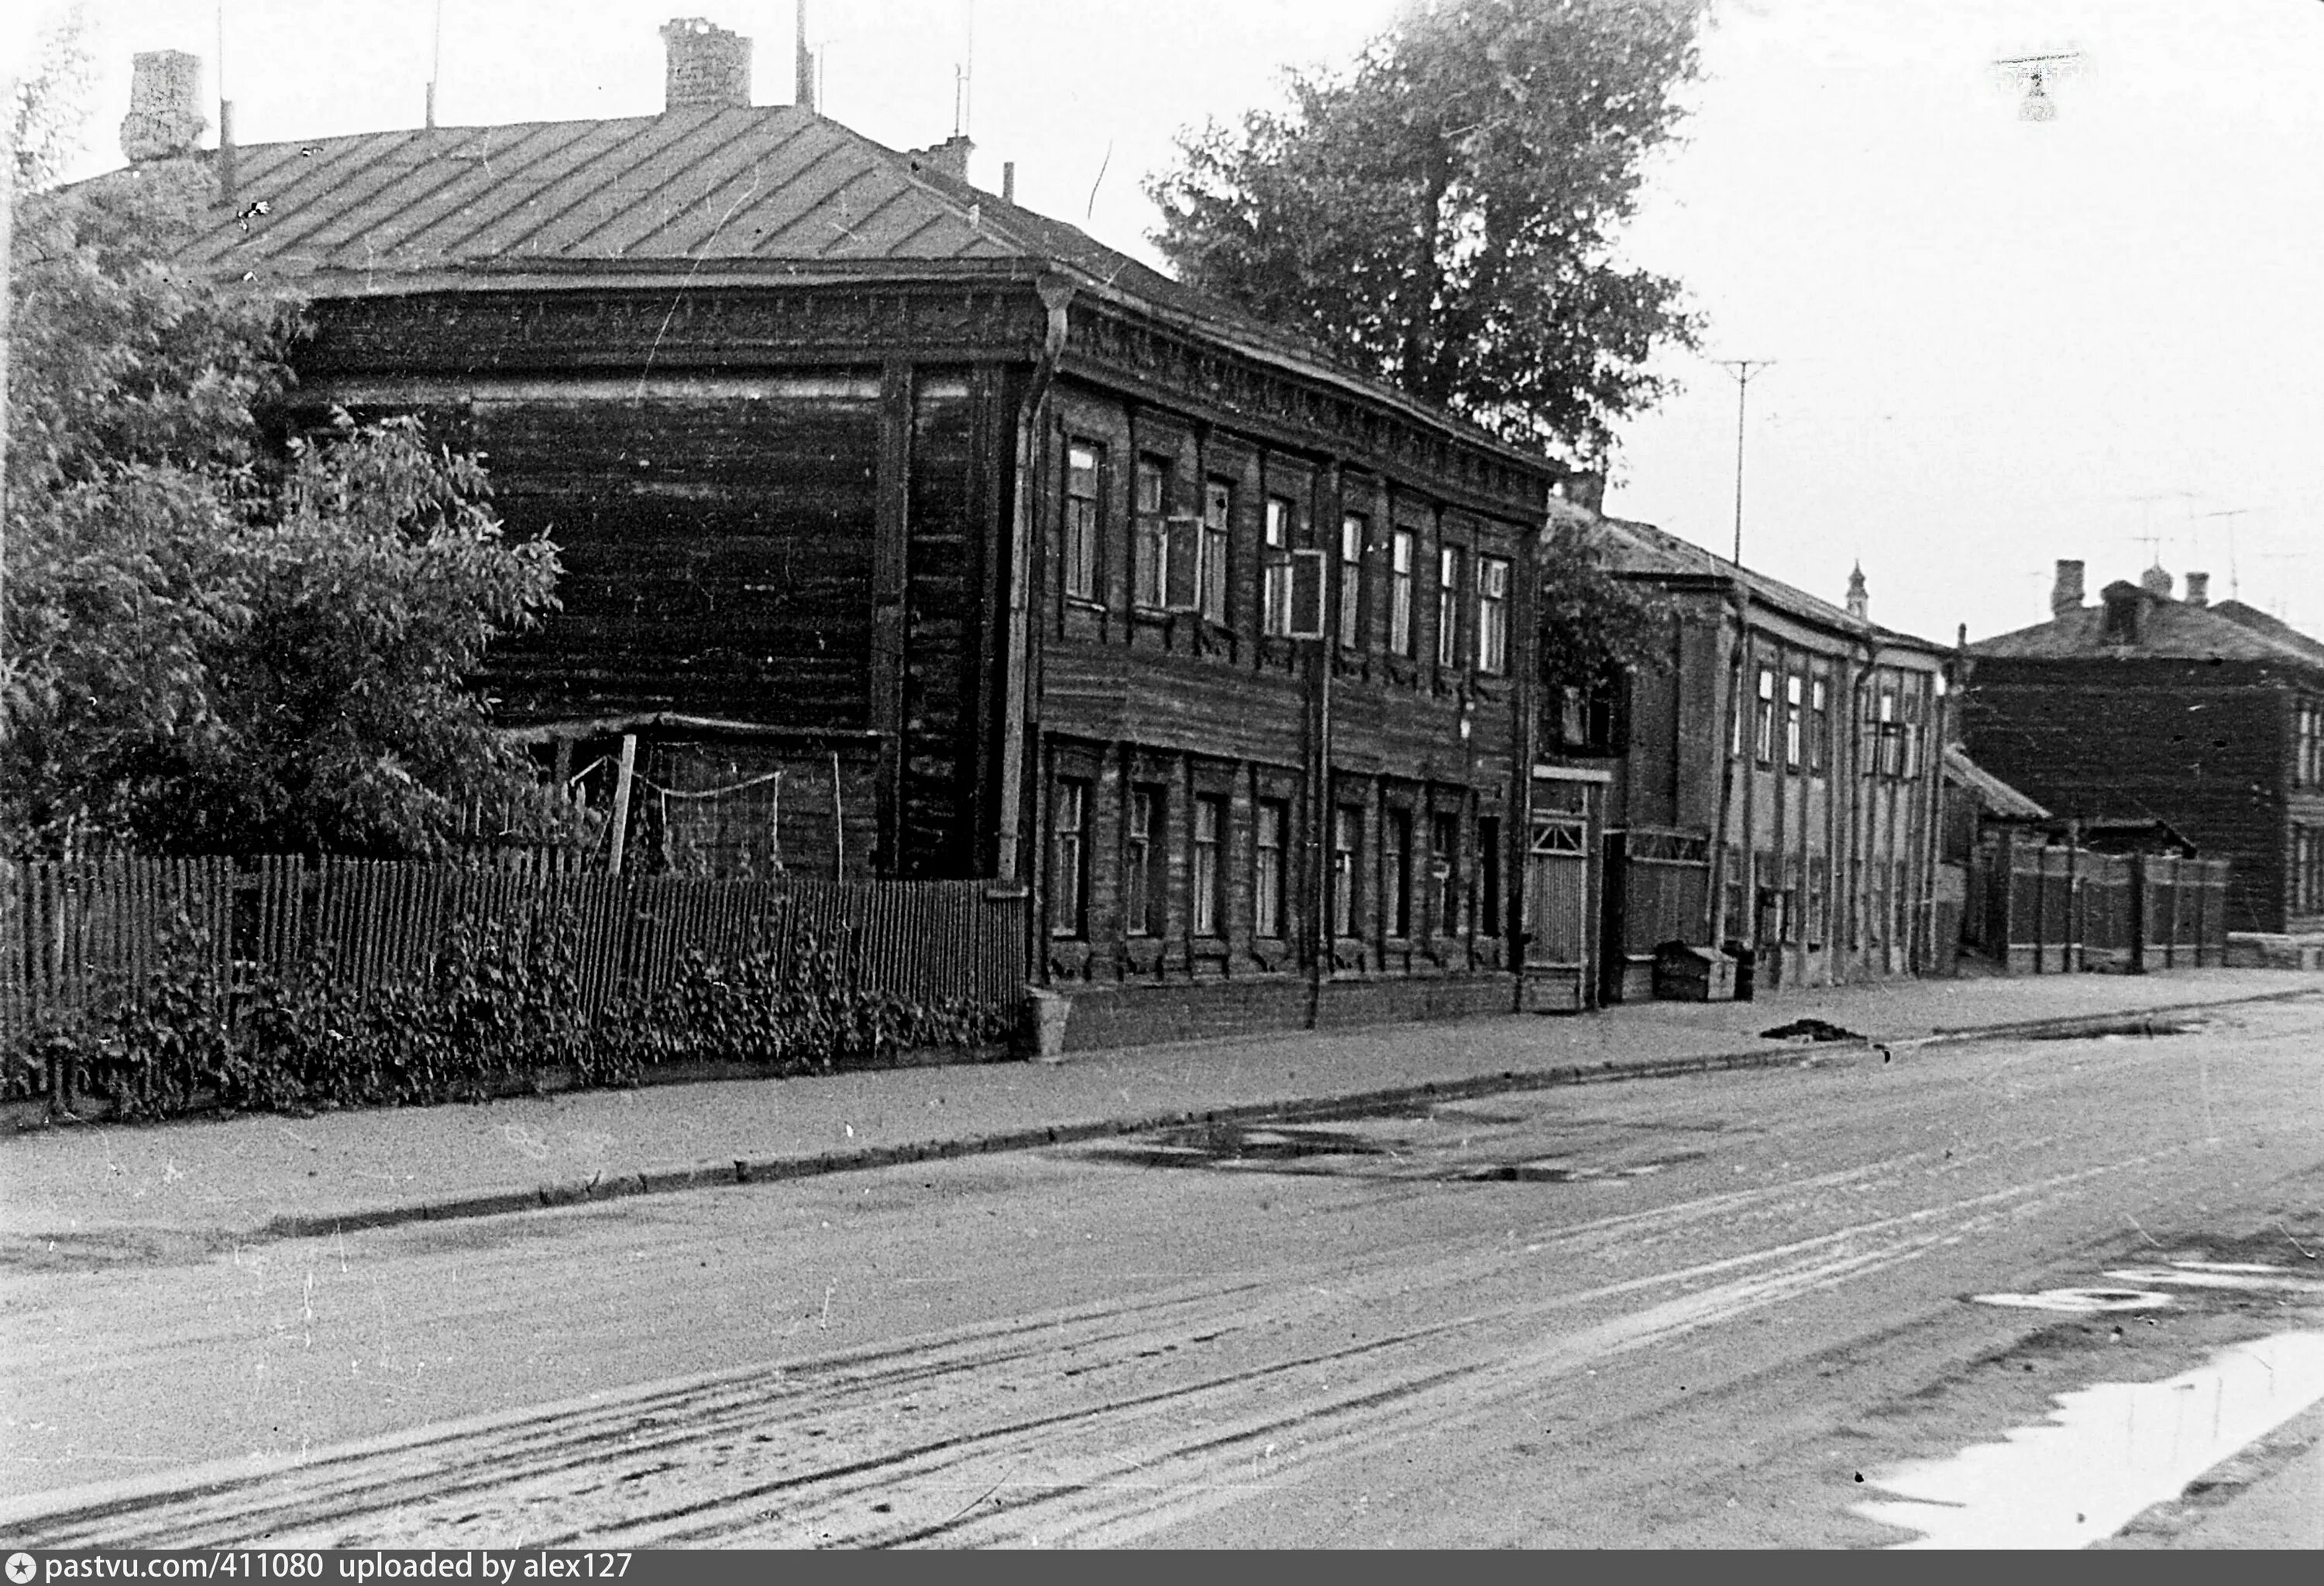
left=136, top=18, right=1560, bottom=1048
left=1534, top=511, right=1953, bottom=1003
left=1964, top=560, right=2324, bottom=944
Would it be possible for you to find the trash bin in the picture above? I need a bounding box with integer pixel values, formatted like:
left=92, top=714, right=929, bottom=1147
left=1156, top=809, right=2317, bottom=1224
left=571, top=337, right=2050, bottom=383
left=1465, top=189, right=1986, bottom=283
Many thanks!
left=1723, top=942, right=1757, bottom=1002
left=1022, top=986, right=1073, bottom=1063
left=1652, top=941, right=1737, bottom=1003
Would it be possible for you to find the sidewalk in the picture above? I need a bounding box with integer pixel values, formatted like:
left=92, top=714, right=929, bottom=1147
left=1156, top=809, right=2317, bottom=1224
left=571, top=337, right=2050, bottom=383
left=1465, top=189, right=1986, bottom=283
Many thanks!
left=2, top=968, right=2312, bottom=1247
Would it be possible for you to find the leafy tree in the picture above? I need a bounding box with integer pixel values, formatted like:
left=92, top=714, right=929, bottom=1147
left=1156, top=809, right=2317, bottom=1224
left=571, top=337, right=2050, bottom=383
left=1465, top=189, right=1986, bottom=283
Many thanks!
left=3, top=40, right=566, bottom=860
left=1535, top=514, right=1669, bottom=700
left=1147, top=0, right=1703, bottom=461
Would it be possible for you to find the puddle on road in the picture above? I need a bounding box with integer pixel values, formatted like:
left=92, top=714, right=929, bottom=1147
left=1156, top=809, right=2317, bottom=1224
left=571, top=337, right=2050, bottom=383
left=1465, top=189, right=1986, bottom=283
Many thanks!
left=1855, top=1330, right=2324, bottom=1548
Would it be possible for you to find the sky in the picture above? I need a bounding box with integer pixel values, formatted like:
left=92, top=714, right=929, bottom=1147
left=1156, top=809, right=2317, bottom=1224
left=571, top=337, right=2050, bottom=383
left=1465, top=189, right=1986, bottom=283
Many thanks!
left=16, top=0, right=2324, bottom=648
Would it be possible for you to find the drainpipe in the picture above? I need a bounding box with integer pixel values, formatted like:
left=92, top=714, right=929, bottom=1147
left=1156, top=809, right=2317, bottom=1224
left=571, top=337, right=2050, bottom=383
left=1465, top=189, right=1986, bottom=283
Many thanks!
left=999, top=274, right=1072, bottom=986
left=1705, top=577, right=1751, bottom=948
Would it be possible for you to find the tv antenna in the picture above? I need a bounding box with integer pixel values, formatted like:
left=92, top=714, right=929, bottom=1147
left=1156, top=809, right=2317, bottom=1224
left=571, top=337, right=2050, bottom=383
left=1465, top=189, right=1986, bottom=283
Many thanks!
left=1715, top=358, right=1776, bottom=566
left=1994, top=51, right=2083, bottom=122
left=2197, top=507, right=2251, bottom=599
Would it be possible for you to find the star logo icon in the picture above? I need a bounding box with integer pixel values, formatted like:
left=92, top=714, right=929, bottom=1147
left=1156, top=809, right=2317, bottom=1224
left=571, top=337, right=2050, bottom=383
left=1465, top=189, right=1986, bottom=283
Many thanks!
left=7, top=1552, right=38, bottom=1584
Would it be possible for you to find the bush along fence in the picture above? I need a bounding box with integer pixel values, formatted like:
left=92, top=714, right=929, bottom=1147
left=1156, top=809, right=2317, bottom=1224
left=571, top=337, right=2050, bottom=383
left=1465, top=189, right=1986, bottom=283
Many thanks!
left=1961, top=836, right=2229, bottom=974
left=2, top=857, right=1028, bottom=1121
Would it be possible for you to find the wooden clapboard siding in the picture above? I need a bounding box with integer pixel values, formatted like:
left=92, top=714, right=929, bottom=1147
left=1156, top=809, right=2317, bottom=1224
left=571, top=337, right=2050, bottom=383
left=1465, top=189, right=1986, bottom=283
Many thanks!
left=473, top=383, right=884, bottom=729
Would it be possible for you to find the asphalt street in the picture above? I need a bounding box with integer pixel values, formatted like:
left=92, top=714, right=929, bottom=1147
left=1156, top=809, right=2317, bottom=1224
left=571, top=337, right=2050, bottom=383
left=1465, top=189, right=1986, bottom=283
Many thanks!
left=5, top=995, right=2322, bottom=1547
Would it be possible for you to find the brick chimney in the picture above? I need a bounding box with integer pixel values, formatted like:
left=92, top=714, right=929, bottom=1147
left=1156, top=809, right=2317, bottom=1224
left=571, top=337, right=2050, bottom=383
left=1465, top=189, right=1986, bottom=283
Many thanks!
left=120, top=50, right=206, bottom=163
left=906, top=134, right=975, bottom=183
left=2140, top=563, right=2173, bottom=598
left=661, top=18, right=751, bottom=111
left=2184, top=571, right=2210, bottom=607
left=2050, top=559, right=2085, bottom=619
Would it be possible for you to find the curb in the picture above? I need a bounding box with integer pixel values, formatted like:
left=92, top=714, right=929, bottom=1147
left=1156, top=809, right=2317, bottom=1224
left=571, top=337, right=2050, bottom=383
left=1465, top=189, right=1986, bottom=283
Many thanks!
left=245, top=984, right=2319, bottom=1244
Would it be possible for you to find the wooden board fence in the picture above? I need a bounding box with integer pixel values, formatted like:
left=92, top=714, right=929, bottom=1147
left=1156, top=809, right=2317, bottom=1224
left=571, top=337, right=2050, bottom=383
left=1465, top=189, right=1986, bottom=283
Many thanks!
left=1971, top=836, right=2228, bottom=974
left=4, top=857, right=1027, bottom=1059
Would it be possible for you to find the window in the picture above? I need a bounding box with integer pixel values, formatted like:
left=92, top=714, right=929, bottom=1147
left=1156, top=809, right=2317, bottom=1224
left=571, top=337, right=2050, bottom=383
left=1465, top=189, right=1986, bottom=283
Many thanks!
left=1810, top=676, right=1830, bottom=774
left=1432, top=811, right=1461, bottom=936
left=1063, top=443, right=1101, bottom=602
left=1389, top=529, right=1415, bottom=657
left=1386, top=808, right=1413, bottom=938
left=1332, top=806, right=1363, bottom=937
left=1254, top=799, right=1288, bottom=938
left=2300, top=824, right=2324, bottom=916
left=1731, top=667, right=1745, bottom=759
left=1877, top=688, right=1899, bottom=777
left=1126, top=786, right=1164, bottom=936
left=1437, top=546, right=1463, bottom=671
left=1785, top=674, right=1804, bottom=769
left=1722, top=845, right=1746, bottom=942
left=1262, top=496, right=1294, bottom=637
left=1133, top=456, right=1169, bottom=611
left=1477, top=557, right=1509, bottom=676
left=1191, top=796, right=1226, bottom=937
left=1049, top=779, right=1088, bottom=937
left=1807, top=856, right=1830, bottom=948
left=1199, top=480, right=1231, bottom=624
left=2301, top=702, right=2324, bottom=789
left=1755, top=668, right=1776, bottom=764
left=1478, top=815, right=1502, bottom=938
left=1338, top=513, right=1366, bottom=649
left=1901, top=690, right=1922, bottom=779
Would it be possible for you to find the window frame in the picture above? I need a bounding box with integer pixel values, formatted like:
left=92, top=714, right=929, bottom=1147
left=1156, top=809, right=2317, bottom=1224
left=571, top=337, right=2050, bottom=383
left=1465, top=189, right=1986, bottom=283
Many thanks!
left=1261, top=496, right=1295, bottom=638
left=1388, top=529, right=1416, bottom=658
left=1431, top=810, right=1461, bottom=937
left=1048, top=778, right=1089, bottom=938
left=1062, top=441, right=1102, bottom=604
left=1192, top=794, right=1226, bottom=938
left=1784, top=673, right=1804, bottom=769
left=1754, top=667, right=1777, bottom=765
left=1198, top=478, right=1232, bottom=624
left=1477, top=814, right=1502, bottom=941
left=1338, top=512, right=1366, bottom=649
left=1254, top=798, right=1289, bottom=939
left=1386, top=807, right=1414, bottom=939
left=1436, top=545, right=1463, bottom=672
left=1132, top=456, right=1170, bottom=612
left=1810, top=676, right=1830, bottom=775
left=1125, top=784, right=1165, bottom=937
left=1476, top=556, right=1510, bottom=676
left=1331, top=805, right=1363, bottom=937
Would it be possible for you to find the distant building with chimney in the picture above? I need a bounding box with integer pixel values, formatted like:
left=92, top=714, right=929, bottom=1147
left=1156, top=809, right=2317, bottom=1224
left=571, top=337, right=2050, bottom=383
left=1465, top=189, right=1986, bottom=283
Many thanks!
left=1962, top=559, right=2324, bottom=943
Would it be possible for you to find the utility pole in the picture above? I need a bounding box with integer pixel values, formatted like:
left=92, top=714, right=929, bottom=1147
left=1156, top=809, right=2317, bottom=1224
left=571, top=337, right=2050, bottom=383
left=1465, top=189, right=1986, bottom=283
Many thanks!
left=1717, top=359, right=1775, bottom=566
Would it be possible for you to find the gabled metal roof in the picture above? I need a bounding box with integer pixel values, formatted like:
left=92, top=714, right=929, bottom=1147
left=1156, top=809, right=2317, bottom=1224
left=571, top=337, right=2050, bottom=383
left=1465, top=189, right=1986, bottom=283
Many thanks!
left=1570, top=512, right=1947, bottom=652
left=148, top=102, right=1561, bottom=483
left=178, top=106, right=1019, bottom=278
left=1968, top=586, right=2324, bottom=670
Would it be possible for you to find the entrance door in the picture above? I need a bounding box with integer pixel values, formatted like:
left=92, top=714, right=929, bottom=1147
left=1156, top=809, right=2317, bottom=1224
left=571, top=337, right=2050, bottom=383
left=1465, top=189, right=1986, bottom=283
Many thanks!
left=1523, top=775, right=1602, bottom=1011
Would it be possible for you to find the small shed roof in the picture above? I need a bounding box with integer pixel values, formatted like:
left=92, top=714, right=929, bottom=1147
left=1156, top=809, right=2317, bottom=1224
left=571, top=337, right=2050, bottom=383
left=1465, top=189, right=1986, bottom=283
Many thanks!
left=1941, top=745, right=2050, bottom=821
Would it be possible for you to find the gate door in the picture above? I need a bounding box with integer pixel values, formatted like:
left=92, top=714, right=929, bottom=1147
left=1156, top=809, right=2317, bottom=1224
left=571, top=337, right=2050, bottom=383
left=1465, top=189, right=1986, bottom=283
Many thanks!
left=1524, top=772, right=1604, bottom=1011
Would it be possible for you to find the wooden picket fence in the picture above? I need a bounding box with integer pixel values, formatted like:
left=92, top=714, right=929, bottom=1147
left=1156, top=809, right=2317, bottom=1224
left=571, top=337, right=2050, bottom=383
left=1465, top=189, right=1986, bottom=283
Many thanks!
left=2, top=855, right=1027, bottom=1075
left=1963, top=836, right=2228, bottom=974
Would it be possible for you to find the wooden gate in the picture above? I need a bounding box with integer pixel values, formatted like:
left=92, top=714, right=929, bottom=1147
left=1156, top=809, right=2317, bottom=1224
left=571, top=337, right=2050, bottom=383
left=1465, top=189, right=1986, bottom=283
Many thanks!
left=1523, top=769, right=1605, bottom=1012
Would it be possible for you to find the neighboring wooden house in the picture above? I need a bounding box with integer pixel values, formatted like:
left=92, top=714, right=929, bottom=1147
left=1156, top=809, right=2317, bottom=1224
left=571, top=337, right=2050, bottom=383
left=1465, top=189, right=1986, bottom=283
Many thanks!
left=1939, top=743, right=2049, bottom=968
left=128, top=19, right=1559, bottom=1048
left=1963, top=560, right=2324, bottom=941
left=1535, top=512, right=1952, bottom=1003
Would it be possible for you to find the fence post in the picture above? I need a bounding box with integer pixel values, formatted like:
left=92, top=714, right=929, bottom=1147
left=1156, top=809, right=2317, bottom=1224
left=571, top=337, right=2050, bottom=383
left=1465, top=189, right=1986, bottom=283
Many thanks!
left=607, top=734, right=638, bottom=876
